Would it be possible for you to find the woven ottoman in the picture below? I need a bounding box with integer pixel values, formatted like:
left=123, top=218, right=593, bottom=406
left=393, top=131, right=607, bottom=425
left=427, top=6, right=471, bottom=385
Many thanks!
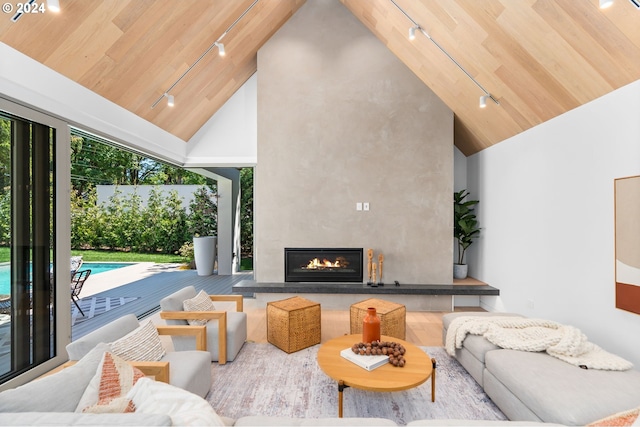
left=350, top=298, right=406, bottom=340
left=267, top=296, right=321, bottom=353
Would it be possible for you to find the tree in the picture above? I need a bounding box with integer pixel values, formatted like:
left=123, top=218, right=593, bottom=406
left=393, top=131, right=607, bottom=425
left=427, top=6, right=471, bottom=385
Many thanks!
left=240, top=168, right=253, bottom=256
left=0, top=119, right=10, bottom=194
left=186, top=186, right=217, bottom=237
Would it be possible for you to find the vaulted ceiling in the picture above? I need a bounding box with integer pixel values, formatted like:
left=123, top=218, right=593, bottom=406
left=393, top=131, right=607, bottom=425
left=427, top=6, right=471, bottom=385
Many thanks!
left=1, top=0, right=639, bottom=156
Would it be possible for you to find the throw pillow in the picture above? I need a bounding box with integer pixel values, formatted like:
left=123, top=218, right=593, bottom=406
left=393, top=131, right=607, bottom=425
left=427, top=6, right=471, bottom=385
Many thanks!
left=588, top=406, right=640, bottom=426
left=110, top=320, right=166, bottom=361
left=77, top=352, right=145, bottom=413
left=127, top=377, right=225, bottom=426
left=183, top=289, right=216, bottom=326
left=0, top=342, right=110, bottom=413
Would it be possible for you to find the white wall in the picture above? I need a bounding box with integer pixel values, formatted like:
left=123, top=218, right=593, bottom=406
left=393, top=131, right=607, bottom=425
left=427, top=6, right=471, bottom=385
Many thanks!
left=466, top=79, right=640, bottom=368
left=185, top=74, right=258, bottom=167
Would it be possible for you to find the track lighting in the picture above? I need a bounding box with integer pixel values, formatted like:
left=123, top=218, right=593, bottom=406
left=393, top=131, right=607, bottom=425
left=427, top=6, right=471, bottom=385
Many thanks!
left=391, top=0, right=499, bottom=109
left=47, top=0, right=60, bottom=12
left=216, top=42, right=225, bottom=56
left=600, top=0, right=614, bottom=8
left=151, top=0, right=259, bottom=109
left=409, top=26, right=417, bottom=40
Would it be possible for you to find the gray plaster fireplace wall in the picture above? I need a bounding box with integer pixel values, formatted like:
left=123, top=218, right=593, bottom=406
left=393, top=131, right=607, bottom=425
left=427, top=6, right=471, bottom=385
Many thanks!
left=255, top=0, right=453, bottom=284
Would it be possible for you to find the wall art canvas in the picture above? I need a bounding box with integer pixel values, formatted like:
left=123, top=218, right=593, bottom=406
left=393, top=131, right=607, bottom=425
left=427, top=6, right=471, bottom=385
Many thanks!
left=615, top=175, right=640, bottom=315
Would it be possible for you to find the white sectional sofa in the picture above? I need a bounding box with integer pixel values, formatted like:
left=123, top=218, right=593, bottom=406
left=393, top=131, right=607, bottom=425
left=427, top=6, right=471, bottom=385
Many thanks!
left=442, top=312, right=640, bottom=426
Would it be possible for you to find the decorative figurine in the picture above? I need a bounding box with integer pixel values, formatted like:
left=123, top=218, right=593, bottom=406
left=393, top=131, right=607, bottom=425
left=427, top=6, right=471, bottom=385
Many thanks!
left=372, top=262, right=377, bottom=284
left=378, top=253, right=384, bottom=286
left=367, top=248, right=374, bottom=285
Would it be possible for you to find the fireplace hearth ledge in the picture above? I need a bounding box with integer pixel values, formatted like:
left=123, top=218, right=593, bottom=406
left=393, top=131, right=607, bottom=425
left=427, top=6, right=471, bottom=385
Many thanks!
left=232, top=279, right=499, bottom=311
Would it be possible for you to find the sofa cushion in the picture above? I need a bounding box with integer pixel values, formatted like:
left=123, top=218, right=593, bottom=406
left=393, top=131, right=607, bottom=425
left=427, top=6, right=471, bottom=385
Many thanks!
left=128, top=377, right=225, bottom=426
left=110, top=320, right=165, bottom=362
left=485, top=349, right=640, bottom=426
left=66, top=314, right=140, bottom=360
left=76, top=352, right=145, bottom=413
left=183, top=289, right=216, bottom=326
left=0, top=412, right=172, bottom=426
left=160, top=285, right=197, bottom=326
left=160, top=350, right=212, bottom=398
left=0, top=343, right=110, bottom=413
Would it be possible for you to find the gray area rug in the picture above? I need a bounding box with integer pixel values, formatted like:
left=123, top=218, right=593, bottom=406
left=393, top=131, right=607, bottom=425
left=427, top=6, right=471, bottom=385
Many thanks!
left=208, top=343, right=507, bottom=425
left=72, top=296, right=139, bottom=326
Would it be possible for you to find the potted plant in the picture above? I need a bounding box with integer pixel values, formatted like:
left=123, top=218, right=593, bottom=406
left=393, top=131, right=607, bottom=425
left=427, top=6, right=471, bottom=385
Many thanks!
left=187, top=186, right=218, bottom=276
left=453, top=189, right=480, bottom=279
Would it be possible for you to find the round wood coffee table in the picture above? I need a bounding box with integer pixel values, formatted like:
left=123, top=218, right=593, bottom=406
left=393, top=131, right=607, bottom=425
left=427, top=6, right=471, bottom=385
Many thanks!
left=317, top=334, right=435, bottom=417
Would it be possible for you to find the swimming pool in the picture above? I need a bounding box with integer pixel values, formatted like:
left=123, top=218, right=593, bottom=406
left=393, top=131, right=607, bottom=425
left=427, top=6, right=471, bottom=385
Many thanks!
left=0, top=262, right=135, bottom=295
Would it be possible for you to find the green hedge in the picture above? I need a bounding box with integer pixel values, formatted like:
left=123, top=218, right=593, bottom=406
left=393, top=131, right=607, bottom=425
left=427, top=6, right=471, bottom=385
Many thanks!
left=71, top=186, right=216, bottom=254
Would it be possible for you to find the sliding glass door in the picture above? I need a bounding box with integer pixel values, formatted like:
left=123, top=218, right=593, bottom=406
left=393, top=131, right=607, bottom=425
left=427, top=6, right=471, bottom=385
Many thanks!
left=0, top=109, right=57, bottom=382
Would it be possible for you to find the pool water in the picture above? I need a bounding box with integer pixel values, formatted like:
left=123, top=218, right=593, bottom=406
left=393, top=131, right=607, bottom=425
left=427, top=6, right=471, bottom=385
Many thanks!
left=0, top=262, right=134, bottom=295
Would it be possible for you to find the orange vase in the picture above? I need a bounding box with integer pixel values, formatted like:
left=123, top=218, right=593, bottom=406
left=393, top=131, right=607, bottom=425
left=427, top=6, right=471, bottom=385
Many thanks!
left=362, top=307, right=381, bottom=343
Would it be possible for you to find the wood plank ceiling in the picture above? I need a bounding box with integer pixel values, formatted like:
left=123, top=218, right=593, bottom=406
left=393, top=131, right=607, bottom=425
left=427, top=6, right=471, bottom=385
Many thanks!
left=1, top=0, right=639, bottom=156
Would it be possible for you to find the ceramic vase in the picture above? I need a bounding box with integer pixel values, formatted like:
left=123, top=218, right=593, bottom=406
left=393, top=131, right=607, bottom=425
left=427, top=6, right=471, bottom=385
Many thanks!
left=193, top=236, right=217, bottom=276
left=362, top=307, right=381, bottom=343
left=453, top=263, right=468, bottom=279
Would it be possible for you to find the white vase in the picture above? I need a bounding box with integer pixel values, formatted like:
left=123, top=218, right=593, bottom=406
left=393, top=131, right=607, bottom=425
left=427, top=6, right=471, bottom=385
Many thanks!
left=193, top=236, right=217, bottom=276
left=453, top=264, right=468, bottom=280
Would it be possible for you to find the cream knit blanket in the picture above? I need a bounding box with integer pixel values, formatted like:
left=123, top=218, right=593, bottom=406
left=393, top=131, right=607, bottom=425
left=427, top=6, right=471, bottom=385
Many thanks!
left=445, top=316, right=633, bottom=371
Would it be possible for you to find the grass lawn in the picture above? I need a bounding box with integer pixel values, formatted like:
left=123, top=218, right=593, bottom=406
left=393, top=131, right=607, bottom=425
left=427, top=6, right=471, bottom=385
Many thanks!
left=70, top=250, right=185, bottom=263
left=1, top=247, right=254, bottom=271
left=0, top=247, right=186, bottom=264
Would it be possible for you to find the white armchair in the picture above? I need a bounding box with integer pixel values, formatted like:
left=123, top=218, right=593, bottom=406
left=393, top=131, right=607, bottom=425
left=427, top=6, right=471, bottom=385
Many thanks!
left=159, top=286, right=247, bottom=364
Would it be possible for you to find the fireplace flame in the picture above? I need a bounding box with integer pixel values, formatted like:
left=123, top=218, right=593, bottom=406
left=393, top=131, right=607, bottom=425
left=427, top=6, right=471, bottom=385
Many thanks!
left=306, top=258, right=341, bottom=269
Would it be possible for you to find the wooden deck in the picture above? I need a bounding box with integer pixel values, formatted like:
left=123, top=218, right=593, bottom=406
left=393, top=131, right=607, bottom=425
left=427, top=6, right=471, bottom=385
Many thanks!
left=71, top=270, right=253, bottom=340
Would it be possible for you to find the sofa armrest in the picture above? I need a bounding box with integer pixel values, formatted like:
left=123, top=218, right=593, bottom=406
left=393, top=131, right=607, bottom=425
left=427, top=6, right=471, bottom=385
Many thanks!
left=159, top=312, right=227, bottom=364
left=130, top=361, right=170, bottom=383
left=209, top=294, right=244, bottom=312
left=155, top=324, right=208, bottom=352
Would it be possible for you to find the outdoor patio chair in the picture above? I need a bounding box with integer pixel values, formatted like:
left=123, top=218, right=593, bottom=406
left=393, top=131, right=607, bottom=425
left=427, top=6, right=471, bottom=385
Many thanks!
left=159, top=286, right=247, bottom=364
left=70, top=269, right=91, bottom=316
left=0, top=295, right=10, bottom=315
left=70, top=256, right=83, bottom=278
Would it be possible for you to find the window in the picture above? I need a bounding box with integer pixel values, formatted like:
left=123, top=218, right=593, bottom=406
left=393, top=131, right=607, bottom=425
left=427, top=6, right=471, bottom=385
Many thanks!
left=0, top=99, right=68, bottom=385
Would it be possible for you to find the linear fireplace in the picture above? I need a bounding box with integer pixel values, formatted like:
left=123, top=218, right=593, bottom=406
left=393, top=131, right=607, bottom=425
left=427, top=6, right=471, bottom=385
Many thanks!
left=284, top=248, right=363, bottom=282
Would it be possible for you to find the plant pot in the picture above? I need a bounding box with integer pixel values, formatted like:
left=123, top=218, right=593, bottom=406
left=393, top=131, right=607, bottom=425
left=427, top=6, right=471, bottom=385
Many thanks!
left=453, top=264, right=468, bottom=280
left=193, top=236, right=217, bottom=276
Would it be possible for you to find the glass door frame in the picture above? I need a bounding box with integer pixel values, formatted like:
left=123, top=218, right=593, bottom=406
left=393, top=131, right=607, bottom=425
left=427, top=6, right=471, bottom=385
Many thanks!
left=0, top=97, right=71, bottom=389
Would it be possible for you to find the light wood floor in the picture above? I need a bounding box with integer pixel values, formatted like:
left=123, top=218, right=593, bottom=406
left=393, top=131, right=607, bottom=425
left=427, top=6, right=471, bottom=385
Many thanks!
left=243, top=299, right=483, bottom=346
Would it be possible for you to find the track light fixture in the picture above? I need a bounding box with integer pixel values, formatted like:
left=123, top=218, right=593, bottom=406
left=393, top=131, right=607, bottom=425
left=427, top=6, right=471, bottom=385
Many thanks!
left=409, top=26, right=418, bottom=40
left=216, top=42, right=226, bottom=56
left=390, top=0, right=499, bottom=109
left=47, top=0, right=60, bottom=12
left=151, top=0, right=259, bottom=109
left=600, top=0, right=614, bottom=8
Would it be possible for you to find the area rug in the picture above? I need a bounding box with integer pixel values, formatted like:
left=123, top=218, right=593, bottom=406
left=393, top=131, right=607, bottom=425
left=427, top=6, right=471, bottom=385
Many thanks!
left=71, top=296, right=139, bottom=326
left=208, top=343, right=507, bottom=425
